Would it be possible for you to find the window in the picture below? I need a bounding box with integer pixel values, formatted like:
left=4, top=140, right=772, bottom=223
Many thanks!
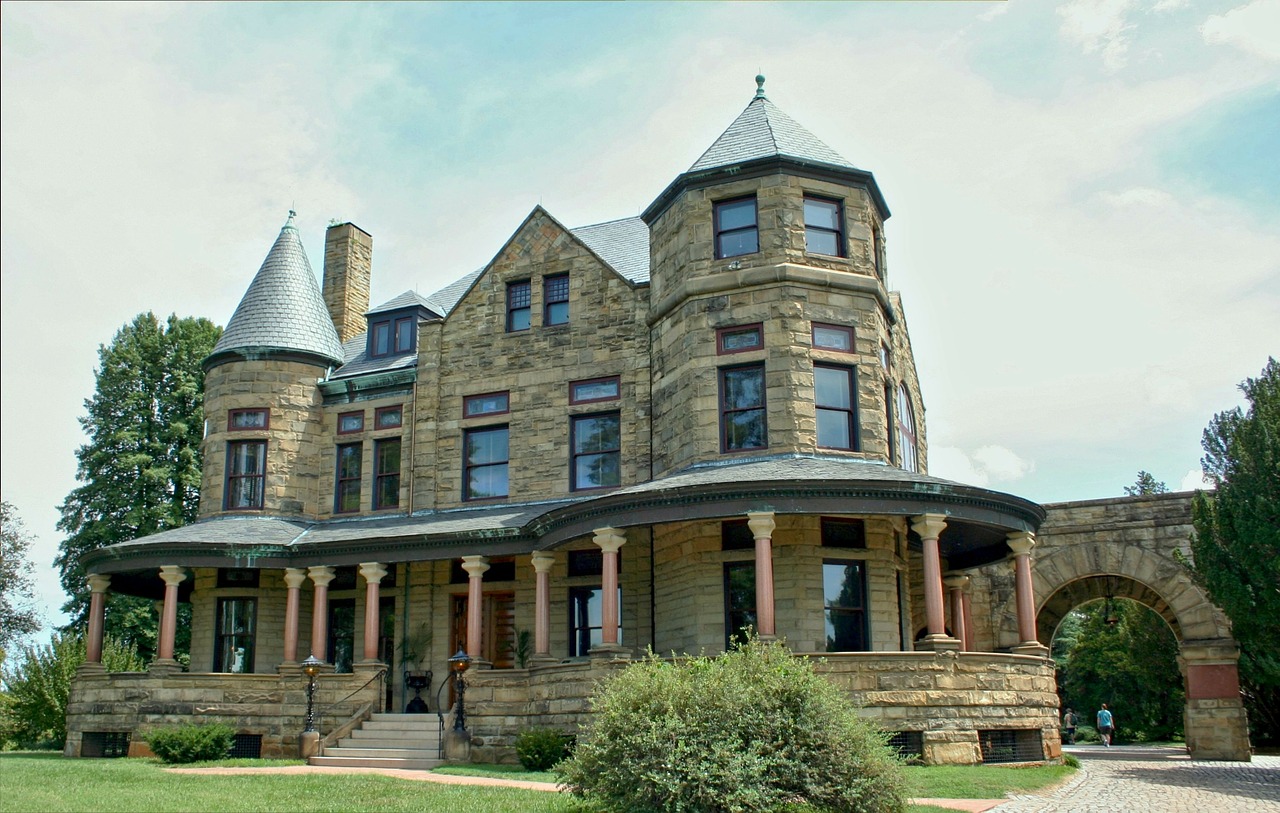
left=216, top=568, right=259, bottom=589
left=804, top=196, right=844, bottom=256
left=570, top=377, right=619, bottom=404
left=464, top=426, right=509, bottom=500
left=375, top=405, right=402, bottom=429
left=824, top=561, right=868, bottom=652
left=879, top=342, right=890, bottom=370
left=872, top=224, right=883, bottom=278
left=724, top=562, right=757, bottom=649
left=721, top=519, right=755, bottom=551
left=821, top=518, right=867, bottom=549
left=373, top=438, right=401, bottom=509
left=338, top=411, right=364, bottom=434
left=228, top=408, right=268, bottom=431
left=214, top=598, right=256, bottom=673
left=812, top=323, right=854, bottom=353
left=507, top=280, right=531, bottom=332
left=815, top=364, right=857, bottom=450
left=225, top=440, right=266, bottom=510
left=884, top=382, right=895, bottom=464
left=896, top=384, right=919, bottom=472
left=369, top=317, right=414, bottom=358
left=328, top=599, right=355, bottom=674
left=567, top=549, right=602, bottom=577
left=335, top=443, right=362, bottom=513
left=720, top=364, right=767, bottom=452
left=714, top=197, right=758, bottom=259
left=544, top=273, right=569, bottom=326
left=717, top=324, right=763, bottom=355
left=571, top=412, right=621, bottom=491
left=568, top=586, right=621, bottom=657
left=464, top=391, right=509, bottom=417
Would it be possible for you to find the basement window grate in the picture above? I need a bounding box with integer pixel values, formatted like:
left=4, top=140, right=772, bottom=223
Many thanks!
left=228, top=733, right=262, bottom=759
left=979, top=729, right=1043, bottom=764
left=81, top=731, right=130, bottom=758
left=886, top=731, right=924, bottom=761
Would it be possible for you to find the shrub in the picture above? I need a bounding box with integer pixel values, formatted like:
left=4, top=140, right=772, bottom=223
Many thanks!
left=146, top=723, right=235, bottom=763
left=1063, top=754, right=1081, bottom=768
left=514, top=727, right=572, bottom=771
left=559, top=637, right=907, bottom=813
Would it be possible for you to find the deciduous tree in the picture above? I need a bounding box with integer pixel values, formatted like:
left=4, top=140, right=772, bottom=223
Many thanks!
left=1189, top=358, right=1280, bottom=743
left=54, top=313, right=220, bottom=659
left=0, top=502, right=41, bottom=653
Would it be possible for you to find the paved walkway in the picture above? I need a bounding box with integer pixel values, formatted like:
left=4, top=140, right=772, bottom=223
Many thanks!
left=991, top=745, right=1280, bottom=812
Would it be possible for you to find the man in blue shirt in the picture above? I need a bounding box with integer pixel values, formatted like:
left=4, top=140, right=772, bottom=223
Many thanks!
left=1097, top=704, right=1114, bottom=746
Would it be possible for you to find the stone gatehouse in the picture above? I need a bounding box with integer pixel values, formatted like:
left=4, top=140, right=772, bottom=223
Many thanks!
left=66, top=77, right=1251, bottom=765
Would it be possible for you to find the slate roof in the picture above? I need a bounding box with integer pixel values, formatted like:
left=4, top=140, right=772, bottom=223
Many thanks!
left=571, top=217, right=651, bottom=284
left=688, top=96, right=858, bottom=174
left=328, top=334, right=417, bottom=380
left=423, top=267, right=485, bottom=316
left=209, top=212, right=346, bottom=366
left=367, top=290, right=441, bottom=317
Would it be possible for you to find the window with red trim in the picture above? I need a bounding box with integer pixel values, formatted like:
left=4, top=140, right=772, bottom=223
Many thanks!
left=717, top=324, right=763, bottom=355
left=228, top=408, right=269, bottom=431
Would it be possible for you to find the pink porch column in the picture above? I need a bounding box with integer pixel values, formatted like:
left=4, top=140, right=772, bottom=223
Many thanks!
left=281, top=568, right=307, bottom=665
left=359, top=562, right=388, bottom=663
left=530, top=552, right=555, bottom=659
left=308, top=566, right=336, bottom=662
left=911, top=514, right=959, bottom=651
left=461, top=556, right=489, bottom=661
left=84, top=574, right=111, bottom=666
left=944, top=574, right=969, bottom=651
left=1007, top=531, right=1047, bottom=655
left=747, top=512, right=777, bottom=638
left=593, top=528, right=626, bottom=649
left=156, top=566, right=186, bottom=662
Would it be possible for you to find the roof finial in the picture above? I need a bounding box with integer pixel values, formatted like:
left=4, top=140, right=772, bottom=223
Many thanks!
left=284, top=208, right=297, bottom=231
left=755, top=73, right=766, bottom=99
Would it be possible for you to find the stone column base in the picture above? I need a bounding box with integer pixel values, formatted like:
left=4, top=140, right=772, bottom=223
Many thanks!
left=1011, top=642, right=1051, bottom=658
left=1186, top=698, right=1252, bottom=761
left=529, top=654, right=560, bottom=667
left=148, top=659, right=183, bottom=675
left=277, top=662, right=302, bottom=675
left=589, top=644, right=632, bottom=661
left=443, top=729, right=472, bottom=762
left=76, top=661, right=106, bottom=675
left=914, top=635, right=962, bottom=653
left=298, top=730, right=322, bottom=759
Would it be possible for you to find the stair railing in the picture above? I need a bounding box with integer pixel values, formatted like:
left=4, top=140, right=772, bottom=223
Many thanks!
left=313, top=667, right=387, bottom=740
left=433, top=670, right=459, bottom=760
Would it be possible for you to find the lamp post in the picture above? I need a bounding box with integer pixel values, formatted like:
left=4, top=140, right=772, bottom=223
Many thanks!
left=447, top=648, right=471, bottom=732
left=302, top=655, right=323, bottom=733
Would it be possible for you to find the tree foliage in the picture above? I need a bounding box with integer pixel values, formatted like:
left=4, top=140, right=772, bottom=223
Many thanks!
left=560, top=637, right=907, bottom=813
left=0, top=502, right=41, bottom=653
left=0, top=632, right=144, bottom=749
left=1124, top=471, right=1169, bottom=496
left=55, top=312, right=220, bottom=658
left=1189, top=357, right=1280, bottom=743
left=1057, top=600, right=1183, bottom=742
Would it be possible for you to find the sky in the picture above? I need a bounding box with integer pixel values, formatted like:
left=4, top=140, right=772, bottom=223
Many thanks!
left=2, top=1, right=1277, bottom=637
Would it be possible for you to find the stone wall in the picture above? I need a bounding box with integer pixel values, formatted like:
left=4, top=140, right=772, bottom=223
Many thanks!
left=65, top=665, right=382, bottom=759
left=462, top=651, right=1059, bottom=766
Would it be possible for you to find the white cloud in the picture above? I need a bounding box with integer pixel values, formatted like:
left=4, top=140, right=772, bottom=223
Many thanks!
left=1057, top=0, right=1140, bottom=71
left=1099, top=186, right=1177, bottom=208
left=1179, top=468, right=1214, bottom=491
left=1202, top=0, right=1280, bottom=61
left=929, top=445, right=1035, bottom=488
left=1153, top=0, right=1190, bottom=11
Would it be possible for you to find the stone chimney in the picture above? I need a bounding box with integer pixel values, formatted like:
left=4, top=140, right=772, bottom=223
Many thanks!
left=322, top=222, right=373, bottom=343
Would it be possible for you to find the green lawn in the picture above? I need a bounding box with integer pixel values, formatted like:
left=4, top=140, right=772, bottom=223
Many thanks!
left=0, top=752, right=1074, bottom=813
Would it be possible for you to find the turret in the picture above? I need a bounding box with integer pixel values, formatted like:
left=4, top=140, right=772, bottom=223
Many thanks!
left=200, top=211, right=347, bottom=517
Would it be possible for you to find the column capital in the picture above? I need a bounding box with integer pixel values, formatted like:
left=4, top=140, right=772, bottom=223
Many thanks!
left=746, top=511, right=776, bottom=540
left=911, top=513, right=948, bottom=541
left=1006, top=530, right=1036, bottom=556
left=943, top=574, right=970, bottom=592
left=158, top=566, right=187, bottom=587
left=283, top=568, right=308, bottom=590
left=530, top=551, right=555, bottom=573
left=87, top=574, right=112, bottom=594
left=461, top=555, right=490, bottom=579
left=308, top=565, right=336, bottom=587
left=359, top=562, right=388, bottom=584
left=592, top=527, right=626, bottom=554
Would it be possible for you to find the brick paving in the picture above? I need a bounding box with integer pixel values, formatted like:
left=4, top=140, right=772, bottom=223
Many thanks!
left=991, top=745, right=1280, bottom=812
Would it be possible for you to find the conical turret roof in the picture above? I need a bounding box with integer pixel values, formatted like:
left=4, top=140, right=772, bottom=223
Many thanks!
left=207, top=211, right=346, bottom=368
left=688, top=84, right=857, bottom=173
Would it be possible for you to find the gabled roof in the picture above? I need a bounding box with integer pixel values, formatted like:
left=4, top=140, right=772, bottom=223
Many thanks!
left=571, top=216, right=650, bottom=284
left=688, top=95, right=857, bottom=174
left=367, top=290, right=441, bottom=317
left=207, top=211, right=346, bottom=368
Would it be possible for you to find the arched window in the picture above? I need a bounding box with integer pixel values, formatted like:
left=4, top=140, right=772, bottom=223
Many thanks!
left=896, top=384, right=918, bottom=473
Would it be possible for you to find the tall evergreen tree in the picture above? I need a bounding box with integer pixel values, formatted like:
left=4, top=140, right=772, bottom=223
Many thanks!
left=1189, top=357, right=1280, bottom=743
left=0, top=502, right=42, bottom=653
left=1124, top=471, right=1169, bottom=496
left=54, top=313, right=221, bottom=658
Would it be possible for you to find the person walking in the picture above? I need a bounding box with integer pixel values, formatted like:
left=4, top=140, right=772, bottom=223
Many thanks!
left=1097, top=703, right=1114, bottom=747
left=1062, top=708, right=1078, bottom=745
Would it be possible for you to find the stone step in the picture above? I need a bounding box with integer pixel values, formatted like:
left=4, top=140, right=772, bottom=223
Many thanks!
left=322, top=746, right=440, bottom=760
left=309, top=755, right=442, bottom=771
left=356, top=715, right=441, bottom=731
left=339, top=736, right=440, bottom=749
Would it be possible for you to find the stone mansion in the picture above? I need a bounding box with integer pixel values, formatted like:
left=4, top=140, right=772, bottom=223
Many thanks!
left=66, top=78, right=1251, bottom=765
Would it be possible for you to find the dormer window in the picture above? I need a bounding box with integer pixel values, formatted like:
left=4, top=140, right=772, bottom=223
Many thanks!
left=370, top=316, right=414, bottom=358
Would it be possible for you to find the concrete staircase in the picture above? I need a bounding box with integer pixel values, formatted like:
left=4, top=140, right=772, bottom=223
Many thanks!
left=308, top=712, right=443, bottom=770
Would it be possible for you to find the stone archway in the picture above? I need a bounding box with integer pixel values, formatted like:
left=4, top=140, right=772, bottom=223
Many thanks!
left=970, top=492, right=1251, bottom=761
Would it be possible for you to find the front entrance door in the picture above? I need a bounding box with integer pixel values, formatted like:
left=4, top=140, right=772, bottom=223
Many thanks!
left=450, top=592, right=516, bottom=668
